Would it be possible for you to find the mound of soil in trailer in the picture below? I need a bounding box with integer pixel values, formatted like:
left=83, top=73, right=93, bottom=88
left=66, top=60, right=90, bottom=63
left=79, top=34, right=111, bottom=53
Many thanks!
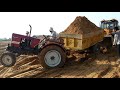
left=61, top=16, right=101, bottom=34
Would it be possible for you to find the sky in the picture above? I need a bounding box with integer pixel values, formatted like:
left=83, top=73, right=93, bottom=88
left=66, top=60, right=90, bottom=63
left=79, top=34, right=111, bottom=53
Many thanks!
left=0, top=12, right=120, bottom=39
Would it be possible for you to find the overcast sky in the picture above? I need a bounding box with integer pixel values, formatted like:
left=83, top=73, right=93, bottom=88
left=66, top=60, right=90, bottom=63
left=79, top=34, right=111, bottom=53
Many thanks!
left=0, top=12, right=120, bottom=39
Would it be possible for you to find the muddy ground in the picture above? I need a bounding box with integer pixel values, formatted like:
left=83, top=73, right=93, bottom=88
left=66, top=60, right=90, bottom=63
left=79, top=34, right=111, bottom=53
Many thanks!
left=0, top=41, right=120, bottom=78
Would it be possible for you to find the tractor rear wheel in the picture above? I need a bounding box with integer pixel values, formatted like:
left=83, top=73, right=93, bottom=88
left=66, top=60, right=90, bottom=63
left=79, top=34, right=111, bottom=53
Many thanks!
left=0, top=52, right=16, bottom=67
left=38, top=45, right=66, bottom=69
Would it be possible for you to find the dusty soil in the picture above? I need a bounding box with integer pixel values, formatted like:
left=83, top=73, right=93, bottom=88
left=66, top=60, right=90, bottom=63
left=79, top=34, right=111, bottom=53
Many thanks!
left=60, top=16, right=102, bottom=34
left=0, top=41, right=120, bottom=78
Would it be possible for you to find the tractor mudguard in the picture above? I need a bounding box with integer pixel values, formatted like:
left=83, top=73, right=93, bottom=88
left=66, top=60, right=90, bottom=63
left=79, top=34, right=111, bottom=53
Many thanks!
left=40, top=42, right=66, bottom=53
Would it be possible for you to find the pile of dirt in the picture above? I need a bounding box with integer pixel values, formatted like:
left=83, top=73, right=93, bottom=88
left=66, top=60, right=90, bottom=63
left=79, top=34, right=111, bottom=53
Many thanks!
left=61, top=16, right=101, bottom=34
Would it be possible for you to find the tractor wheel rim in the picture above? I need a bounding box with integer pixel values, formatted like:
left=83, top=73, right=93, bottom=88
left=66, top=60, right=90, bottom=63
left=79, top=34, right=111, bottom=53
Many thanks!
left=2, top=55, right=13, bottom=66
left=44, top=50, right=61, bottom=67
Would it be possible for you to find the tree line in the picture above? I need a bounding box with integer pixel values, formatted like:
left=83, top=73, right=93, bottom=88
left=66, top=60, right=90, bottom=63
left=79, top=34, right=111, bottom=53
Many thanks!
left=0, top=38, right=11, bottom=41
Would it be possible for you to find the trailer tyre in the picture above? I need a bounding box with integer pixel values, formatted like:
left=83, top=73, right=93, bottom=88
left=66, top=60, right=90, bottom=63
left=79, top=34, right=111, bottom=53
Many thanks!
left=92, top=44, right=100, bottom=54
left=0, top=52, right=16, bottom=67
left=89, top=43, right=100, bottom=58
left=38, top=45, right=66, bottom=69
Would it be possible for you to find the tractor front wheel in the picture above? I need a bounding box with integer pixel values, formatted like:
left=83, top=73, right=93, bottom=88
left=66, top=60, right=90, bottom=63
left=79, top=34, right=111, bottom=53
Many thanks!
left=0, top=52, right=16, bottom=67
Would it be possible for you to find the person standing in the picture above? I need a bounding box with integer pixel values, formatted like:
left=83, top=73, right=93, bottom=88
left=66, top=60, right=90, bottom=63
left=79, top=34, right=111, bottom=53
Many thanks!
left=112, top=29, right=120, bottom=62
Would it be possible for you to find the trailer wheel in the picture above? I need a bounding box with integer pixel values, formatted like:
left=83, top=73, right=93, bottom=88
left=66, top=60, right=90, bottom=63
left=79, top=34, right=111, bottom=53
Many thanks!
left=92, top=44, right=100, bottom=54
left=0, top=52, right=16, bottom=67
left=89, top=43, right=100, bottom=58
left=89, top=43, right=100, bottom=54
left=38, top=45, right=66, bottom=69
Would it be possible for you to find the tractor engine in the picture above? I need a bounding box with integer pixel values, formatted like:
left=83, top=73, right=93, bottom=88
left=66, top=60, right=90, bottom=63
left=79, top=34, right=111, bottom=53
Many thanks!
left=6, top=33, right=41, bottom=55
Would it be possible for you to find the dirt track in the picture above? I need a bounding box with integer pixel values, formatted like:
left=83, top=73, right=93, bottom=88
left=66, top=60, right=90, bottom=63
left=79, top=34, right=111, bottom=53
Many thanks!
left=0, top=41, right=120, bottom=78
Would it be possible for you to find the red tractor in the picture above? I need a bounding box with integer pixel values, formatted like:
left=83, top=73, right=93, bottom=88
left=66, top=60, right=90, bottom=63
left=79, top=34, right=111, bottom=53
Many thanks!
left=0, top=25, right=66, bottom=68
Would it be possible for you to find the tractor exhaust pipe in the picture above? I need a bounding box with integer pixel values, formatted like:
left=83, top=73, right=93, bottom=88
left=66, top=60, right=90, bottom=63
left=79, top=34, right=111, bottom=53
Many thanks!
left=29, top=24, right=32, bottom=37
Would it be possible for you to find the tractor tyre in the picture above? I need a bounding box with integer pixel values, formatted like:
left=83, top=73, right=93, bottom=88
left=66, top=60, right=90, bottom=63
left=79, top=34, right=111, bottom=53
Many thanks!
left=0, top=52, right=16, bottom=67
left=38, top=45, right=66, bottom=69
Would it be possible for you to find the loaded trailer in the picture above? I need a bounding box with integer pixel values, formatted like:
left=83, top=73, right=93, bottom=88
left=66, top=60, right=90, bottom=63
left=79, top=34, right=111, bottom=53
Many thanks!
left=59, top=29, right=104, bottom=59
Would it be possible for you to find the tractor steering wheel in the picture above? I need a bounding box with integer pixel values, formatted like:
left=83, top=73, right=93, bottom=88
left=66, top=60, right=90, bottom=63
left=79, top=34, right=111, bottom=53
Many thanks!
left=43, top=35, right=47, bottom=39
left=43, top=35, right=50, bottom=39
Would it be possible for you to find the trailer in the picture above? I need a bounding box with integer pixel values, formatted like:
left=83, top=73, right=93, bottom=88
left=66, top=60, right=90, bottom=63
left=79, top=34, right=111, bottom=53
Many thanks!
left=59, top=29, right=104, bottom=59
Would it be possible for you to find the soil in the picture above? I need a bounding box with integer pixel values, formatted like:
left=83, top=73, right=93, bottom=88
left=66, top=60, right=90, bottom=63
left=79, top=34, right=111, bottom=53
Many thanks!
left=0, top=41, right=120, bottom=78
left=60, top=16, right=101, bottom=34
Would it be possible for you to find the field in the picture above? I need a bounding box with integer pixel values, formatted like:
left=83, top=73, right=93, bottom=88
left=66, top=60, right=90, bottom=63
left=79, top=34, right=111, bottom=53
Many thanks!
left=0, top=41, right=120, bottom=78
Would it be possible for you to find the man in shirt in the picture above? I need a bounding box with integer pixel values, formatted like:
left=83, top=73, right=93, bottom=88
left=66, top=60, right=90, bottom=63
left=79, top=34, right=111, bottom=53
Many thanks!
left=49, top=27, right=59, bottom=40
left=112, top=29, right=120, bottom=63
